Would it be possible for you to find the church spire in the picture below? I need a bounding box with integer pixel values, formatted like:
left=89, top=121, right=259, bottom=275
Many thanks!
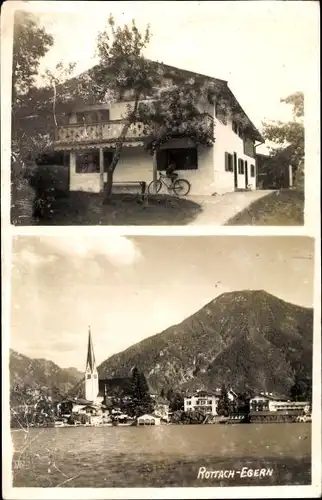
left=85, top=326, right=99, bottom=403
left=86, top=326, right=96, bottom=372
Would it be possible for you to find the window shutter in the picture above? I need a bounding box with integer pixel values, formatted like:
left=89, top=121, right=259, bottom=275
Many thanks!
left=156, top=150, right=168, bottom=171
left=225, top=152, right=229, bottom=172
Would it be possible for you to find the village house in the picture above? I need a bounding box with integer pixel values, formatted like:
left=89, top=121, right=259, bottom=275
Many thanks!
left=184, top=389, right=238, bottom=416
left=51, top=61, right=264, bottom=196
left=250, top=392, right=310, bottom=414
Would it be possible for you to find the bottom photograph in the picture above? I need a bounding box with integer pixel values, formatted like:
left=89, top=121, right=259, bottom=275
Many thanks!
left=9, top=235, right=314, bottom=488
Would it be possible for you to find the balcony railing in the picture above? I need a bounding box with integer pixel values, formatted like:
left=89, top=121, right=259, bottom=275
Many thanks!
left=54, top=115, right=214, bottom=146
left=55, top=121, right=151, bottom=145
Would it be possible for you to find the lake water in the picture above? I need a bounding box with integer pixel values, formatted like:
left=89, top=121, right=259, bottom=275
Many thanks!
left=11, top=423, right=311, bottom=487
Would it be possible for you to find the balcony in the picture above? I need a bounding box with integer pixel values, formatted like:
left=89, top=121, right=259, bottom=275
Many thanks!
left=54, top=121, right=151, bottom=148
left=54, top=115, right=214, bottom=149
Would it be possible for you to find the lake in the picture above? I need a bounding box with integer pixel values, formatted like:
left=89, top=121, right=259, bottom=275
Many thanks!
left=11, top=423, right=311, bottom=488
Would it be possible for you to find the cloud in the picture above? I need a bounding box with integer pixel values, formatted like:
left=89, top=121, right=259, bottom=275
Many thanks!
left=43, top=235, right=142, bottom=267
left=14, top=248, right=57, bottom=268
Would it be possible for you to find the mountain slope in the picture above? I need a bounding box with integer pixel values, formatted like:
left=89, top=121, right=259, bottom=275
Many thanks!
left=10, top=349, right=83, bottom=400
left=98, top=290, right=313, bottom=396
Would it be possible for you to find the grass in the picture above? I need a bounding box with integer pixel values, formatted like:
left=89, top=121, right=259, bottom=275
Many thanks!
left=13, top=191, right=203, bottom=226
left=225, top=189, right=305, bottom=226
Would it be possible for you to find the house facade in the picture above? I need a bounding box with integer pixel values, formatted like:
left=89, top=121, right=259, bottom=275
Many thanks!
left=53, top=63, right=264, bottom=196
left=250, top=393, right=310, bottom=414
left=184, top=389, right=237, bottom=416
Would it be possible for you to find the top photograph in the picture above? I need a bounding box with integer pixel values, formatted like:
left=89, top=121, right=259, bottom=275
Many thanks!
left=10, top=2, right=309, bottom=227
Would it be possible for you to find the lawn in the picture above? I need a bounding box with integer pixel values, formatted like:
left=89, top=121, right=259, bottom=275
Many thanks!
left=225, top=189, right=305, bottom=226
left=12, top=191, right=203, bottom=226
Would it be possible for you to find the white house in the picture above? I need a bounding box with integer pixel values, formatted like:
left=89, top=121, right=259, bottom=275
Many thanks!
left=53, top=61, right=264, bottom=196
left=184, top=389, right=237, bottom=416
left=250, top=392, right=310, bottom=414
left=137, top=414, right=161, bottom=426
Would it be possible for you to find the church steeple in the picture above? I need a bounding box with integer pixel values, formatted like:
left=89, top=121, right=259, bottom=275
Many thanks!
left=85, top=326, right=99, bottom=402
left=86, top=326, right=96, bottom=372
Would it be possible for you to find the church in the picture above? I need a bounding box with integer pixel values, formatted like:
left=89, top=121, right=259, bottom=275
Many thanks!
left=60, top=328, right=133, bottom=417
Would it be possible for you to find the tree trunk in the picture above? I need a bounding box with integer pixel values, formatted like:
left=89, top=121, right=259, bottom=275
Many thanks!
left=102, top=95, right=141, bottom=204
left=103, top=149, right=121, bottom=204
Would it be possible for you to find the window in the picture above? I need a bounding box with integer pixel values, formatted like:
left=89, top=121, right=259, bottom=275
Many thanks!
left=76, top=110, right=110, bottom=124
left=232, top=120, right=238, bottom=134
left=238, top=158, right=245, bottom=175
left=156, top=148, right=198, bottom=171
left=225, top=152, right=233, bottom=172
left=250, top=164, right=255, bottom=177
left=97, top=109, right=110, bottom=122
left=238, top=127, right=243, bottom=139
left=76, top=151, right=100, bottom=173
left=215, top=101, right=227, bottom=124
left=243, top=137, right=255, bottom=158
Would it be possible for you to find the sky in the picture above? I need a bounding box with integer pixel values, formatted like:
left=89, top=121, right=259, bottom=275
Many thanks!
left=11, top=1, right=319, bottom=153
left=11, top=235, right=314, bottom=370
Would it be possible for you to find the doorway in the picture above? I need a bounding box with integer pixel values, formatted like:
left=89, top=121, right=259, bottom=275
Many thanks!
left=233, top=153, right=238, bottom=189
left=245, top=160, right=249, bottom=188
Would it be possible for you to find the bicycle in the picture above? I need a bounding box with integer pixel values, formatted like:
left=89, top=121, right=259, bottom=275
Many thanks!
left=147, top=172, right=191, bottom=196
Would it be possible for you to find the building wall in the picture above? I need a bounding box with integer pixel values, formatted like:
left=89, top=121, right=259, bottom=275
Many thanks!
left=67, top=98, right=258, bottom=195
left=85, top=371, right=99, bottom=402
left=184, top=395, right=218, bottom=415
left=212, top=103, right=257, bottom=194
left=69, top=145, right=215, bottom=195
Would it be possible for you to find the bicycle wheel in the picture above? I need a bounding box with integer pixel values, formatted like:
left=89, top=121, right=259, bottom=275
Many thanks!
left=147, top=179, right=162, bottom=194
left=172, top=178, right=191, bottom=196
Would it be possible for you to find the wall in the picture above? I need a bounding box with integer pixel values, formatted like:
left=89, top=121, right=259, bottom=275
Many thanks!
left=212, top=102, right=257, bottom=194
left=69, top=145, right=215, bottom=195
left=184, top=396, right=218, bottom=415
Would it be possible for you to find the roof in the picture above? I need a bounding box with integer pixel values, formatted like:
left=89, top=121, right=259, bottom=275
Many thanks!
left=86, top=327, right=96, bottom=372
left=59, top=59, right=263, bottom=142
left=251, top=393, right=289, bottom=401
left=137, top=413, right=160, bottom=420
left=63, top=397, right=95, bottom=405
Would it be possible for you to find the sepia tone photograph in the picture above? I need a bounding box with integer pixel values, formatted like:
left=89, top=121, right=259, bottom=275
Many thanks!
left=9, top=235, right=315, bottom=489
left=8, top=1, right=313, bottom=227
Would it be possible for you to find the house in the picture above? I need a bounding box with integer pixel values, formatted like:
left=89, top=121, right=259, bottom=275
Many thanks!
left=137, top=414, right=161, bottom=426
left=250, top=392, right=309, bottom=415
left=184, top=388, right=237, bottom=416
left=52, top=61, right=264, bottom=196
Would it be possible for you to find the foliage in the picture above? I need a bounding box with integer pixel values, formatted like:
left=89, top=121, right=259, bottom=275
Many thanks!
left=10, top=383, right=61, bottom=428
left=168, top=392, right=184, bottom=412
left=261, top=92, right=304, bottom=186
left=81, top=15, right=217, bottom=200
left=128, top=367, right=154, bottom=417
left=216, top=385, right=231, bottom=417
left=290, top=373, right=312, bottom=402
left=12, top=11, right=54, bottom=99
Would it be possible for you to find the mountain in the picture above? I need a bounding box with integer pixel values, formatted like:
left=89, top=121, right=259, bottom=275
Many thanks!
left=10, top=349, right=83, bottom=403
left=98, top=290, right=313, bottom=396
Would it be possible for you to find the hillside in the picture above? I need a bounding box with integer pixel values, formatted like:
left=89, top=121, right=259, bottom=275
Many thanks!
left=98, top=290, right=313, bottom=396
left=10, top=349, right=83, bottom=403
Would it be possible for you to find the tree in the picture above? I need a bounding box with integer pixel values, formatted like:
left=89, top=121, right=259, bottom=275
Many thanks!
left=261, top=92, right=304, bottom=188
left=129, top=367, right=153, bottom=417
left=169, top=392, right=184, bottom=412
left=83, top=15, right=217, bottom=202
left=216, top=385, right=231, bottom=417
left=290, top=373, right=312, bottom=402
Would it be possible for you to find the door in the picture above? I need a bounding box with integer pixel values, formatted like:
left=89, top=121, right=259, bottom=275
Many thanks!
left=233, top=153, right=238, bottom=189
left=245, top=160, right=248, bottom=188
